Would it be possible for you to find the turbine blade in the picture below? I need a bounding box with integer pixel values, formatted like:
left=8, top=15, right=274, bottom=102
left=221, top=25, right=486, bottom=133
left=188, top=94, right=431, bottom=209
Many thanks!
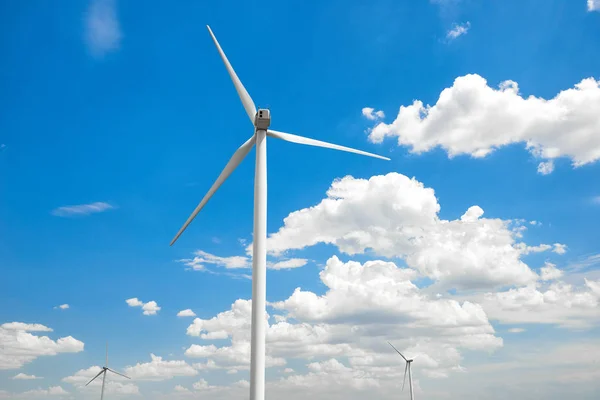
left=85, top=369, right=105, bottom=386
left=206, top=25, right=257, bottom=124
left=388, top=342, right=408, bottom=361
left=170, top=135, right=256, bottom=245
left=402, top=362, right=408, bottom=392
left=267, top=130, right=390, bottom=161
left=107, top=368, right=131, bottom=379
left=105, top=342, right=108, bottom=367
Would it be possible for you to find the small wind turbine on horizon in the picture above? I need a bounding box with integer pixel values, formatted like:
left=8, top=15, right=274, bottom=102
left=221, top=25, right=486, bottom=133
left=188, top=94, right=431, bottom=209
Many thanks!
left=388, top=342, right=417, bottom=400
left=85, top=343, right=130, bottom=400
left=169, top=25, right=390, bottom=400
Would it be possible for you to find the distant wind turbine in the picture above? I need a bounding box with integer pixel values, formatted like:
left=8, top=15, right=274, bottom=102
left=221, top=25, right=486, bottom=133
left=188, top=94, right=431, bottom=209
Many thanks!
left=85, top=343, right=130, bottom=400
left=388, top=342, right=417, bottom=400
left=169, top=25, right=390, bottom=400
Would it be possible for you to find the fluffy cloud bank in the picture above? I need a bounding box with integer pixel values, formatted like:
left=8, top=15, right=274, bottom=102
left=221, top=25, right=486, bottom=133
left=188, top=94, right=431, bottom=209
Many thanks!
left=0, top=322, right=84, bottom=370
left=366, top=74, right=600, bottom=173
left=184, top=255, right=502, bottom=386
left=259, top=172, right=562, bottom=290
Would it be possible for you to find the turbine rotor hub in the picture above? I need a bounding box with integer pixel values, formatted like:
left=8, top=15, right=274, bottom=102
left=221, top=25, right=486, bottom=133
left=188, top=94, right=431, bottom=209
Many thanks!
left=254, top=108, right=271, bottom=131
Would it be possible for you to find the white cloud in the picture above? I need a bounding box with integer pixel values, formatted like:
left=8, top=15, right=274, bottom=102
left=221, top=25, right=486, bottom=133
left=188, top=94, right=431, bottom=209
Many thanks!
left=479, top=279, right=600, bottom=329
left=269, top=258, right=309, bottom=270
left=51, top=201, right=114, bottom=217
left=53, top=304, right=70, bottom=310
left=124, top=354, right=198, bottom=381
left=258, top=173, right=543, bottom=290
left=179, top=249, right=307, bottom=271
left=553, top=243, right=568, bottom=255
left=184, top=256, right=502, bottom=383
left=12, top=373, right=42, bottom=380
left=537, top=160, right=554, bottom=175
left=62, top=366, right=139, bottom=395
left=446, top=22, right=470, bottom=40
left=362, top=107, right=385, bottom=120
left=540, top=262, right=564, bottom=281
left=507, top=328, right=525, bottom=333
left=125, top=297, right=161, bottom=315
left=85, top=0, right=121, bottom=58
left=21, top=386, right=69, bottom=397
left=174, top=385, right=191, bottom=393
left=142, top=301, right=161, bottom=316
left=126, top=297, right=144, bottom=307
left=367, top=74, right=600, bottom=172
left=177, top=309, right=197, bottom=317
left=0, top=322, right=84, bottom=370
left=588, top=0, right=600, bottom=12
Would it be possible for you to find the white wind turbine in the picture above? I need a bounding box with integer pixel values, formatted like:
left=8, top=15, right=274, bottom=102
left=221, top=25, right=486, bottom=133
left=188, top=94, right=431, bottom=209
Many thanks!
left=85, top=343, right=130, bottom=400
left=170, top=25, right=390, bottom=400
left=388, top=342, right=417, bottom=400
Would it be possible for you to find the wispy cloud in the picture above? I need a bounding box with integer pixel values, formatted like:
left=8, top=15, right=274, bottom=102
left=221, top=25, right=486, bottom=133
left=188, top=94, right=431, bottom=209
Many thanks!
left=446, top=22, right=470, bottom=40
left=592, top=196, right=600, bottom=205
left=85, top=0, right=121, bottom=58
left=178, top=250, right=308, bottom=272
left=12, top=373, right=42, bottom=380
left=51, top=202, right=114, bottom=217
left=588, top=0, right=600, bottom=12
left=53, top=304, right=70, bottom=310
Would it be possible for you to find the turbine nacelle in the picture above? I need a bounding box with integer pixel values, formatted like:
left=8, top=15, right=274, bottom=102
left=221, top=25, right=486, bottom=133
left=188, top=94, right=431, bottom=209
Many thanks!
left=254, top=109, right=271, bottom=131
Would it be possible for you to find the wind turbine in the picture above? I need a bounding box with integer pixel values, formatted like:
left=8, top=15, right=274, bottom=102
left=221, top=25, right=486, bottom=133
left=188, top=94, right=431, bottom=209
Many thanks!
left=85, top=343, right=130, bottom=400
left=170, top=25, right=390, bottom=400
left=388, top=342, right=416, bottom=400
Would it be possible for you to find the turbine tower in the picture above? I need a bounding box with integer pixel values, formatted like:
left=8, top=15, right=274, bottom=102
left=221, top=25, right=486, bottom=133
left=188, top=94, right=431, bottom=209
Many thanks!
left=170, top=25, right=390, bottom=400
left=388, top=342, right=417, bottom=400
left=85, top=343, right=131, bottom=400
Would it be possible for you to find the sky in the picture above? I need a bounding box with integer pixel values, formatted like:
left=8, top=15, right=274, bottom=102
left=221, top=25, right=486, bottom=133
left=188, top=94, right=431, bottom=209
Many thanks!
left=1, top=0, right=600, bottom=398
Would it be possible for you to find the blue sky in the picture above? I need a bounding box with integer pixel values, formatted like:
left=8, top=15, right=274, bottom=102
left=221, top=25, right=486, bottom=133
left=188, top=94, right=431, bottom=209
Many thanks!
left=1, top=0, right=600, bottom=398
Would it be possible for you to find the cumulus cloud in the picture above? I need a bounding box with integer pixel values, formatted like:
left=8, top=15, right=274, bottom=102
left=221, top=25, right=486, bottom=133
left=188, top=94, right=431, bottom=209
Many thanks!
left=51, top=202, right=114, bottom=217
left=588, top=0, right=600, bottom=12
left=183, top=256, right=502, bottom=383
left=125, top=297, right=161, bottom=315
left=0, top=322, right=84, bottom=370
left=177, top=309, right=197, bottom=317
left=179, top=250, right=307, bottom=272
left=257, top=173, right=544, bottom=290
left=446, top=22, right=470, bottom=40
left=124, top=354, right=198, bottom=381
left=553, top=243, right=568, bottom=255
left=478, top=278, right=600, bottom=329
left=537, top=160, right=555, bottom=175
left=85, top=0, right=122, bottom=58
left=54, top=304, right=70, bottom=310
left=367, top=74, right=600, bottom=172
left=540, top=263, right=564, bottom=281
left=362, top=107, right=385, bottom=120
